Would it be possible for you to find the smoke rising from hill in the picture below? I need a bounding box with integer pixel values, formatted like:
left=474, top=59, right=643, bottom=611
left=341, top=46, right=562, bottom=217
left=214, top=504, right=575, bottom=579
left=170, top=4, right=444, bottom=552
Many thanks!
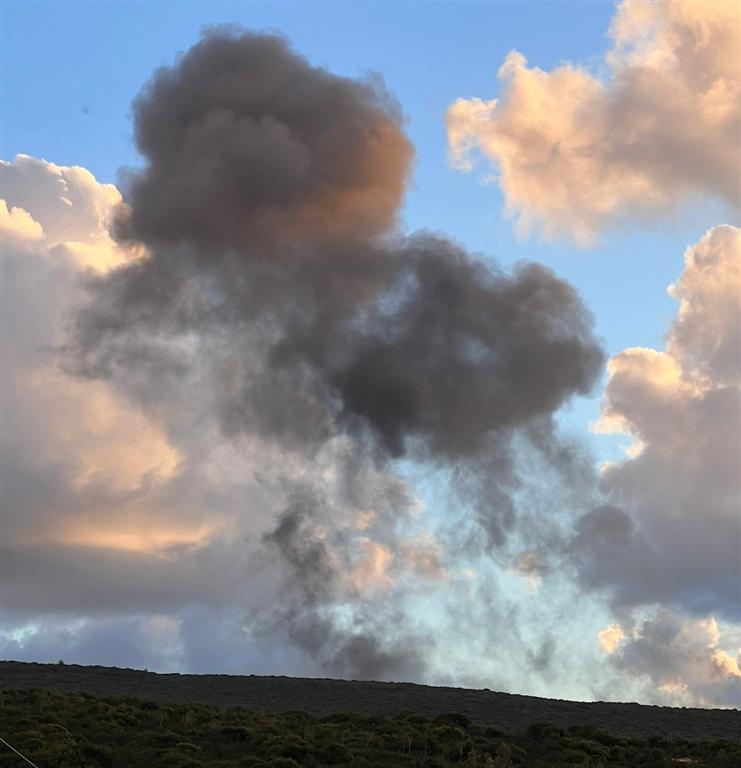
left=63, top=28, right=604, bottom=679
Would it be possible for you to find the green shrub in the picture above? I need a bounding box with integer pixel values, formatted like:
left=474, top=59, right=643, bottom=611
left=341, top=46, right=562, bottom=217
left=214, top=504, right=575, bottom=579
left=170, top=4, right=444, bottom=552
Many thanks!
left=0, top=687, right=737, bottom=768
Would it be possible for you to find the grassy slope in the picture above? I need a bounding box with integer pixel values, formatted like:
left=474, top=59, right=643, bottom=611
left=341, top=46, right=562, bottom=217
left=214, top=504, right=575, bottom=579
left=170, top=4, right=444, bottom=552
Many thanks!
left=2, top=662, right=739, bottom=742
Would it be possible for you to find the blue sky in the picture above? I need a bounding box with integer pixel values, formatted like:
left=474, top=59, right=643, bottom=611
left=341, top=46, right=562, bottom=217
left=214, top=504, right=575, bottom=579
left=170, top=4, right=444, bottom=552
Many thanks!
left=2, top=1, right=739, bottom=705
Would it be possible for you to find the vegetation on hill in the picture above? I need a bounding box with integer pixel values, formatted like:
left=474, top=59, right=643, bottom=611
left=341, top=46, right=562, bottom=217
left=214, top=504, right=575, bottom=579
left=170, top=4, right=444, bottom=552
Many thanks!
left=2, top=688, right=740, bottom=768
left=2, top=662, right=740, bottom=743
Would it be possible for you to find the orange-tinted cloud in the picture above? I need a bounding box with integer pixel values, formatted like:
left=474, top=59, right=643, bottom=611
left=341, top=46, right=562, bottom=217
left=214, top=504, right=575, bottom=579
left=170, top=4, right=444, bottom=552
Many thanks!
left=1, top=154, right=131, bottom=270
left=598, top=624, right=625, bottom=655
left=2, top=156, right=189, bottom=553
left=0, top=198, right=44, bottom=245
left=447, top=1, right=740, bottom=244
left=607, top=613, right=741, bottom=707
left=597, top=226, right=739, bottom=460
left=576, top=226, right=740, bottom=636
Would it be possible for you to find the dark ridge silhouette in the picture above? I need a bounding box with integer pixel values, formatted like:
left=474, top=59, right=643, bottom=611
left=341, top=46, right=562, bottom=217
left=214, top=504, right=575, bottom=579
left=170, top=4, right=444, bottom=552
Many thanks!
left=2, top=661, right=739, bottom=741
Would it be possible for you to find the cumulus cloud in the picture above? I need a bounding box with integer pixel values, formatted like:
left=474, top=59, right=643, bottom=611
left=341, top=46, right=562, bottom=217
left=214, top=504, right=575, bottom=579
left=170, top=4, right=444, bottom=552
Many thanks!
left=601, top=611, right=741, bottom=707
left=575, top=226, right=741, bottom=621
left=2, top=154, right=130, bottom=270
left=0, top=199, right=43, bottom=245
left=1, top=157, right=178, bottom=525
left=667, top=224, right=741, bottom=384
left=447, top=0, right=741, bottom=243
left=0, top=156, right=247, bottom=618
left=564, top=225, right=741, bottom=706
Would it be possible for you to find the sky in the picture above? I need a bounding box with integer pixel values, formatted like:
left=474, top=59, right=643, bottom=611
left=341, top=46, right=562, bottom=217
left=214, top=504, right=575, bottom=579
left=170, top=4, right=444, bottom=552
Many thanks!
left=1, top=0, right=740, bottom=707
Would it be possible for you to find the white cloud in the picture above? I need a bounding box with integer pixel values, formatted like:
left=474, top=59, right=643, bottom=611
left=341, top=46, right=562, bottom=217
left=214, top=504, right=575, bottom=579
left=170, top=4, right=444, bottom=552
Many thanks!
left=572, top=225, right=741, bottom=706
left=577, top=227, right=740, bottom=619
left=667, top=225, right=741, bottom=384
left=608, top=611, right=741, bottom=707
left=447, top=1, right=740, bottom=244
left=1, top=154, right=130, bottom=270
left=0, top=199, right=44, bottom=246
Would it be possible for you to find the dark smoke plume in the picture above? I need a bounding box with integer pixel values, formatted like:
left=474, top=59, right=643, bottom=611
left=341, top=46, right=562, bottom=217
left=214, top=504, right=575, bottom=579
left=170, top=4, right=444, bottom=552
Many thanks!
left=114, top=29, right=412, bottom=248
left=67, top=27, right=604, bottom=678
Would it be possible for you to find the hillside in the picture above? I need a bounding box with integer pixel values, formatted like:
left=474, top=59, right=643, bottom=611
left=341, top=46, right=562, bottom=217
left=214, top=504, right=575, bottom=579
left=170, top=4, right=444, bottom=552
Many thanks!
left=4, top=688, right=741, bottom=768
left=1, top=661, right=739, bottom=742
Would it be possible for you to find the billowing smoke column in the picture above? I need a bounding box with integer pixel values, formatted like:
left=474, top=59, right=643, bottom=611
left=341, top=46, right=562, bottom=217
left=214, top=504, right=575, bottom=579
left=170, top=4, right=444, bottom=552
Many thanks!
left=68, top=28, right=604, bottom=678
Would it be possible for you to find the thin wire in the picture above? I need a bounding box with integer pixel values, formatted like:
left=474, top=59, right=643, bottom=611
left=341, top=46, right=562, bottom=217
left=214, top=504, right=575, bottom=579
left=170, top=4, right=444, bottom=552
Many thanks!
left=0, top=736, right=41, bottom=767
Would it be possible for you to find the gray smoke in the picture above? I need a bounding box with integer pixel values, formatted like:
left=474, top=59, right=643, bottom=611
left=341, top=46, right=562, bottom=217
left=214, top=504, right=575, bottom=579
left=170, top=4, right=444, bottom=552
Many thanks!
left=66, top=27, right=604, bottom=678
left=261, top=488, right=429, bottom=681
left=114, top=28, right=412, bottom=248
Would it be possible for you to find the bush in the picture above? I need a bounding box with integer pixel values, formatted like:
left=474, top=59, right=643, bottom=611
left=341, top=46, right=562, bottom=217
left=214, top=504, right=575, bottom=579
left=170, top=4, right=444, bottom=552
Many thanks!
left=0, top=687, right=738, bottom=768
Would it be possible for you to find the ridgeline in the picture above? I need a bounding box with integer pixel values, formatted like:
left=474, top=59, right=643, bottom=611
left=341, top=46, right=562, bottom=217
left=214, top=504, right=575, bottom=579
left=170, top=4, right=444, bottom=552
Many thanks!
left=1, top=661, right=739, bottom=742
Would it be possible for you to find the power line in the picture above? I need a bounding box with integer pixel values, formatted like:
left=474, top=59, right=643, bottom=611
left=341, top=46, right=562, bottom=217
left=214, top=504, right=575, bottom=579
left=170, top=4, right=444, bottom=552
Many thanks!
left=0, top=736, right=40, bottom=767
